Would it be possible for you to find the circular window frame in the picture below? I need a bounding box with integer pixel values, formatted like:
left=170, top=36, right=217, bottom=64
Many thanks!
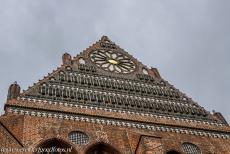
left=89, top=49, right=137, bottom=74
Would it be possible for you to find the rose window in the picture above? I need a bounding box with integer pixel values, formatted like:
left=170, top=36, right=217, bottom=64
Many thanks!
left=90, top=50, right=136, bottom=73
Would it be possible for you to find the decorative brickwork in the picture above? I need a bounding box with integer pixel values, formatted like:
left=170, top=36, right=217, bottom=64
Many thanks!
left=1, top=36, right=230, bottom=154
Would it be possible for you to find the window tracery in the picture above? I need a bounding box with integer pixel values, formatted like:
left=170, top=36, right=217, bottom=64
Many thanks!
left=182, top=143, right=201, bottom=154
left=69, top=131, right=89, bottom=145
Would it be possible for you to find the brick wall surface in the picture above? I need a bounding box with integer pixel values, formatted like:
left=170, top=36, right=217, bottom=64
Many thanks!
left=1, top=114, right=229, bottom=154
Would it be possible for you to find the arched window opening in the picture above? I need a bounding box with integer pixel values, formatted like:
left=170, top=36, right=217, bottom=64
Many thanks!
left=35, top=138, right=77, bottom=154
left=68, top=131, right=89, bottom=145
left=86, top=143, right=120, bottom=154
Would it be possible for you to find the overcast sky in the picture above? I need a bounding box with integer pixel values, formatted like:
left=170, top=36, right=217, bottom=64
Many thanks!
left=0, top=0, right=229, bottom=123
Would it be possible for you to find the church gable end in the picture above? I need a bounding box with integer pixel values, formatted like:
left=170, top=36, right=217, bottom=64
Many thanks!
left=2, top=36, right=230, bottom=154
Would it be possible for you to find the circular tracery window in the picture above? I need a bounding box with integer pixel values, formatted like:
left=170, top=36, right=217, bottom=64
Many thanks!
left=90, top=50, right=136, bottom=74
left=68, top=131, right=89, bottom=145
left=182, top=142, right=201, bottom=154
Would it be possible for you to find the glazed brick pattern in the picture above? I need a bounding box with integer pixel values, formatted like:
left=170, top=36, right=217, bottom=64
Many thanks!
left=7, top=99, right=230, bottom=133
left=2, top=36, right=230, bottom=154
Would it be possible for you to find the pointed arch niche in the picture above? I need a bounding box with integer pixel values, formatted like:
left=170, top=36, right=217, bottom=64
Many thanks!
left=35, top=138, right=77, bottom=154
left=85, top=142, right=121, bottom=154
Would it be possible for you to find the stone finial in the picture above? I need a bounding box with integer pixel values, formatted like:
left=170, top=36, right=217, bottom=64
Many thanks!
left=62, top=52, right=72, bottom=65
left=101, top=35, right=111, bottom=43
left=7, top=81, right=20, bottom=100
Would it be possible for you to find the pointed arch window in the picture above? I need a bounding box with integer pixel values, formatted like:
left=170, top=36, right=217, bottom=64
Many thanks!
left=35, top=138, right=77, bottom=154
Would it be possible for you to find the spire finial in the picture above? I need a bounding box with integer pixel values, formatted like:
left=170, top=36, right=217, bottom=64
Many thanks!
left=7, top=81, right=21, bottom=100
left=62, top=52, right=72, bottom=65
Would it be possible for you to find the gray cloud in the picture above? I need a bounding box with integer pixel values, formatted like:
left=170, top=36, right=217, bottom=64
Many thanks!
left=0, top=0, right=229, bottom=122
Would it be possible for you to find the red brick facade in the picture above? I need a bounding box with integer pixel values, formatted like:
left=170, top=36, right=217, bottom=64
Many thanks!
left=1, top=36, right=229, bottom=154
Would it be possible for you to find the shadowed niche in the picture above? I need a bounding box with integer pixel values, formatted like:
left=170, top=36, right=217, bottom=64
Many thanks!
left=35, top=138, right=77, bottom=154
left=86, top=143, right=120, bottom=154
left=166, top=150, right=181, bottom=154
